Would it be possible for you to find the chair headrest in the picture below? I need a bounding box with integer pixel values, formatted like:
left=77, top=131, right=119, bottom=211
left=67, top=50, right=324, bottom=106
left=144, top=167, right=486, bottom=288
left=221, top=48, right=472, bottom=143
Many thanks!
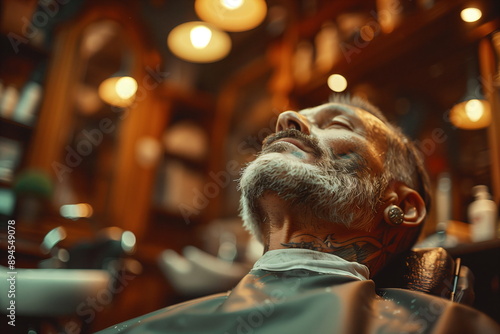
left=374, top=247, right=457, bottom=299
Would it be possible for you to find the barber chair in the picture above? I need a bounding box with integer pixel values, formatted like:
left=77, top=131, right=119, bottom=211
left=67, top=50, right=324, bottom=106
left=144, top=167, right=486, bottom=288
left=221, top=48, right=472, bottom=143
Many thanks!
left=373, top=247, right=474, bottom=305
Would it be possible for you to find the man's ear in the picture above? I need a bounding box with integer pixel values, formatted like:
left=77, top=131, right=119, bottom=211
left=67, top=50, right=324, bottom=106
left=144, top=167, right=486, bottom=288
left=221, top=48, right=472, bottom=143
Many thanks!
left=382, top=183, right=426, bottom=227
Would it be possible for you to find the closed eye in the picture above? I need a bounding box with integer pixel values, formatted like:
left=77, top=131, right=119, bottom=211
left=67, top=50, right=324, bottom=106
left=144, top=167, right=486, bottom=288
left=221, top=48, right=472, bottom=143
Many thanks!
left=325, top=117, right=354, bottom=130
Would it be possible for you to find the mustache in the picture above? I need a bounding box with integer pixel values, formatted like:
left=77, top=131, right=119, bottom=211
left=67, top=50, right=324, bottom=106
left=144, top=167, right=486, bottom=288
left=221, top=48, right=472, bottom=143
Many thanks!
left=262, top=129, right=323, bottom=158
left=261, top=129, right=370, bottom=175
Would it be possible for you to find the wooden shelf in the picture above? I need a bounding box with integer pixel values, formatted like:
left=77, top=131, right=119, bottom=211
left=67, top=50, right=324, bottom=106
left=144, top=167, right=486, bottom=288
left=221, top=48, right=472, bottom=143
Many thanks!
left=0, top=116, right=34, bottom=139
left=292, top=0, right=500, bottom=105
left=445, top=238, right=500, bottom=257
left=0, top=33, right=48, bottom=59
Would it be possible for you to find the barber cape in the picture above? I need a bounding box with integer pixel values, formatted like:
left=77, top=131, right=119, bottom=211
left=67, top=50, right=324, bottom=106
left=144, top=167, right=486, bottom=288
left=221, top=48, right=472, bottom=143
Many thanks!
left=98, top=249, right=500, bottom=334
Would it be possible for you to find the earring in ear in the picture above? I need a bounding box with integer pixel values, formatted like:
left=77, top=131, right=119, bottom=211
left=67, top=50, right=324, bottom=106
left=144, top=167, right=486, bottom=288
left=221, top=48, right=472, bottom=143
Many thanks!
left=385, top=205, right=404, bottom=226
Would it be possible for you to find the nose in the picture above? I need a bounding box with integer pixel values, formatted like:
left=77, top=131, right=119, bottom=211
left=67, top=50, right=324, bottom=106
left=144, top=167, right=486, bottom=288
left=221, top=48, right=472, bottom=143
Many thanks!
left=276, top=111, right=311, bottom=135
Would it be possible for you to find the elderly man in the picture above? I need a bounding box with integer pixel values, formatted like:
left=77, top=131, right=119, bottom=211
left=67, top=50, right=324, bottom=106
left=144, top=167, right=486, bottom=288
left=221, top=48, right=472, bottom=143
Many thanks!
left=239, top=95, right=429, bottom=278
left=99, top=96, right=499, bottom=333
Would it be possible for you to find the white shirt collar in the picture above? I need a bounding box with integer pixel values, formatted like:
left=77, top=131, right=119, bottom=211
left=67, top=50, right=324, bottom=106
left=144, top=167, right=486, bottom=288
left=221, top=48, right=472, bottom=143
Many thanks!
left=251, top=248, right=370, bottom=281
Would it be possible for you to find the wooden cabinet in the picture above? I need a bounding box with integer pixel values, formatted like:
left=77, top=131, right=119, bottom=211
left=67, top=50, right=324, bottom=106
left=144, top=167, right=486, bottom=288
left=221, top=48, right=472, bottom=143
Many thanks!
left=151, top=87, right=213, bottom=221
left=1, top=2, right=164, bottom=243
left=0, top=33, right=48, bottom=219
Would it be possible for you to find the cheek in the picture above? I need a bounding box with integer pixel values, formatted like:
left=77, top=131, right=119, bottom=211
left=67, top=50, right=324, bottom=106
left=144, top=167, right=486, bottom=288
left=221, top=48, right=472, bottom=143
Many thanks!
left=324, top=135, right=358, bottom=156
left=324, top=136, right=384, bottom=174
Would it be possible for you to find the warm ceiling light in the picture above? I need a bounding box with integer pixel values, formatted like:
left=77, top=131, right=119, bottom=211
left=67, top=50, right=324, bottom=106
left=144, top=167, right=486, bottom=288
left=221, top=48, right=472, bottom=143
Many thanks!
left=221, top=0, right=244, bottom=9
left=168, top=21, right=231, bottom=63
left=327, top=74, right=348, bottom=92
left=450, top=99, right=491, bottom=129
left=460, top=7, right=482, bottom=22
left=98, top=76, right=138, bottom=107
left=465, top=99, right=484, bottom=122
left=190, top=25, right=212, bottom=49
left=115, top=77, right=138, bottom=99
left=195, top=0, right=267, bottom=32
left=450, top=59, right=492, bottom=130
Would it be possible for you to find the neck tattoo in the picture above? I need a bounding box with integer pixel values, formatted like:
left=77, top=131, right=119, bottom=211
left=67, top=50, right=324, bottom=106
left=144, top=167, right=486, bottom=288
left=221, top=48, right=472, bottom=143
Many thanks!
left=281, top=233, right=396, bottom=273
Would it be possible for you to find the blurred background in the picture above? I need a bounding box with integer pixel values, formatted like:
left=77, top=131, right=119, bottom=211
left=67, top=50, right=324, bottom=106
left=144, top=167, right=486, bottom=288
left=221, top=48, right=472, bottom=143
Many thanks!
left=0, top=0, right=499, bottom=332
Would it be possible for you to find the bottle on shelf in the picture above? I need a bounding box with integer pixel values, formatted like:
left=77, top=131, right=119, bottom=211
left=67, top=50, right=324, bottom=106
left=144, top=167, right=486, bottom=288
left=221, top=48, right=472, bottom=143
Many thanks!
left=468, top=185, right=498, bottom=242
left=0, top=85, right=19, bottom=119
left=13, top=81, right=43, bottom=125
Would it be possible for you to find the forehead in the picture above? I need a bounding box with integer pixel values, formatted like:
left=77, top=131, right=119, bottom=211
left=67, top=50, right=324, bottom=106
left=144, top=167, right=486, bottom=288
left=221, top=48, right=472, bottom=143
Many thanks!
left=300, top=103, right=355, bottom=117
left=299, top=102, right=389, bottom=129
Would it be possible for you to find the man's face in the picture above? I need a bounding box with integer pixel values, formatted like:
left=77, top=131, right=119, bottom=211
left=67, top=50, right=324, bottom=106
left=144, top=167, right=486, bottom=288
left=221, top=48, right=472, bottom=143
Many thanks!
left=263, top=102, right=389, bottom=176
left=239, top=102, right=393, bottom=237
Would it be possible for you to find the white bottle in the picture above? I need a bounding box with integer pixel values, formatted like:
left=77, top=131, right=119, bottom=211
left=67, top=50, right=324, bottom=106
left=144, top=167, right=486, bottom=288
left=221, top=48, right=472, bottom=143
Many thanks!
left=13, top=81, right=43, bottom=125
left=468, top=185, right=498, bottom=242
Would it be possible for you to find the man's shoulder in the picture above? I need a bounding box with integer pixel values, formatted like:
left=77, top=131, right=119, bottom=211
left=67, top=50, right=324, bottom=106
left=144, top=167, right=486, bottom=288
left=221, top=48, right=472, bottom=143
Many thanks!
left=378, top=287, right=500, bottom=334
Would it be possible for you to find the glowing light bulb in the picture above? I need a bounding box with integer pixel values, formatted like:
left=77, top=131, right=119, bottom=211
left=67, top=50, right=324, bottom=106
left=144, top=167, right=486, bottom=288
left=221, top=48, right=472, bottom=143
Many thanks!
left=460, top=8, right=482, bottom=23
left=327, top=74, right=348, bottom=92
left=221, top=0, right=244, bottom=10
left=465, top=99, right=484, bottom=122
left=195, top=0, right=266, bottom=32
left=190, top=25, right=212, bottom=49
left=115, top=77, right=138, bottom=99
left=168, top=21, right=231, bottom=62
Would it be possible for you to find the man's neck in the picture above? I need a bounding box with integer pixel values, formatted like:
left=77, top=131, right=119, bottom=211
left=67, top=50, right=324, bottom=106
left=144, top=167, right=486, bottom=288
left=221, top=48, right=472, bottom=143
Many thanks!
left=259, top=194, right=397, bottom=276
left=272, top=231, right=385, bottom=274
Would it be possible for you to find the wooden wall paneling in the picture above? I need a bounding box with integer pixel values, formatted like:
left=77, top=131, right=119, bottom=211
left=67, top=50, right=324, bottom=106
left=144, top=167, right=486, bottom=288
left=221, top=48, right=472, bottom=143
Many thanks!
left=479, top=36, right=500, bottom=205
left=108, top=89, right=168, bottom=238
left=28, top=25, right=81, bottom=175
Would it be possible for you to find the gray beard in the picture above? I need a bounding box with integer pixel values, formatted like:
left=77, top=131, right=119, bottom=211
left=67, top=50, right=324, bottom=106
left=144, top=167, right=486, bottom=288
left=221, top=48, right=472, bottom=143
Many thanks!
left=238, top=147, right=387, bottom=241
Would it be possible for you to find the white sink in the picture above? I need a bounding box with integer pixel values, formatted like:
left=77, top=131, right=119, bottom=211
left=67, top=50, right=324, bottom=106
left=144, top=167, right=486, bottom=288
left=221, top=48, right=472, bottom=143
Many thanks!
left=158, top=246, right=250, bottom=296
left=0, top=265, right=110, bottom=316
